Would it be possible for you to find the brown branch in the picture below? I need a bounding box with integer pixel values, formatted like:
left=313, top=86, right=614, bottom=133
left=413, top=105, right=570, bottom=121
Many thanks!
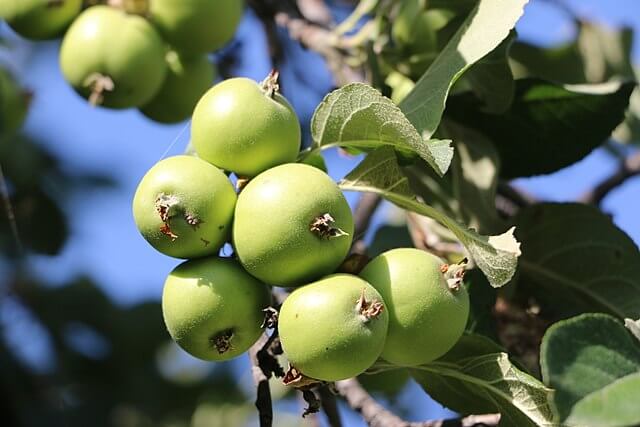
left=248, top=0, right=364, bottom=85
left=318, top=385, right=343, bottom=427
left=249, top=326, right=285, bottom=427
left=580, top=151, right=640, bottom=205
left=351, top=193, right=383, bottom=255
left=406, top=213, right=463, bottom=258
left=250, top=333, right=274, bottom=427
left=335, top=378, right=500, bottom=427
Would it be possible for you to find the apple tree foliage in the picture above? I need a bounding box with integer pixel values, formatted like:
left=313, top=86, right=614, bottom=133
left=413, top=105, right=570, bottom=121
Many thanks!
left=1, top=0, right=640, bottom=426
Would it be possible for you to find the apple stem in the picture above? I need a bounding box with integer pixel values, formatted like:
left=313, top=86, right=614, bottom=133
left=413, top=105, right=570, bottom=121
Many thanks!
left=83, top=73, right=114, bottom=107
left=260, top=69, right=281, bottom=98
left=310, top=213, right=350, bottom=239
left=442, top=258, right=468, bottom=291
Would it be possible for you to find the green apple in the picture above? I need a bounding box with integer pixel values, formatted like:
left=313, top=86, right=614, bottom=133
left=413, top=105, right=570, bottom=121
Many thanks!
left=132, top=155, right=236, bottom=259
left=360, top=248, right=469, bottom=366
left=162, top=257, right=271, bottom=361
left=233, top=163, right=353, bottom=286
left=279, top=274, right=389, bottom=381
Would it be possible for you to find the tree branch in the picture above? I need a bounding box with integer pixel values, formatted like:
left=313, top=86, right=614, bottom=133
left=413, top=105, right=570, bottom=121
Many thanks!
left=335, top=378, right=500, bottom=427
left=247, top=0, right=365, bottom=85
left=351, top=193, right=383, bottom=255
left=250, top=333, right=274, bottom=427
left=318, top=385, right=343, bottom=427
left=580, top=151, right=640, bottom=205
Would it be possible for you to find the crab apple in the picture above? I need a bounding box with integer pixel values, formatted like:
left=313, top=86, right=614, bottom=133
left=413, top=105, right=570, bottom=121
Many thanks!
left=132, top=155, right=236, bottom=259
left=360, top=248, right=469, bottom=366
left=140, top=51, right=215, bottom=124
left=149, top=0, right=244, bottom=57
left=59, top=5, right=167, bottom=109
left=278, top=274, right=389, bottom=381
left=0, top=0, right=82, bottom=40
left=162, top=257, right=271, bottom=361
left=191, top=73, right=301, bottom=177
left=233, top=163, right=353, bottom=286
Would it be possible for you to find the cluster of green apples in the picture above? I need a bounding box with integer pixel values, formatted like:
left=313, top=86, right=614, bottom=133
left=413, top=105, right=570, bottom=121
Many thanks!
left=132, top=72, right=469, bottom=382
left=0, top=0, right=244, bottom=123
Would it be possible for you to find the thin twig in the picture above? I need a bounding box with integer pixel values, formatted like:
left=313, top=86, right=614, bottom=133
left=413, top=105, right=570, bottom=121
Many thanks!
left=351, top=193, right=383, bottom=254
left=335, top=378, right=500, bottom=427
left=580, top=151, right=640, bottom=205
left=0, top=163, right=22, bottom=254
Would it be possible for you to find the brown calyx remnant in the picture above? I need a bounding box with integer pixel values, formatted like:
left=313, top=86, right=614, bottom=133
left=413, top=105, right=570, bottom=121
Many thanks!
left=282, top=365, right=321, bottom=389
left=83, top=73, right=114, bottom=106
left=442, top=258, right=468, bottom=291
left=155, top=193, right=203, bottom=241
left=260, top=69, right=280, bottom=98
left=212, top=330, right=234, bottom=354
left=355, top=289, right=384, bottom=322
left=156, top=193, right=179, bottom=240
left=310, top=213, right=350, bottom=239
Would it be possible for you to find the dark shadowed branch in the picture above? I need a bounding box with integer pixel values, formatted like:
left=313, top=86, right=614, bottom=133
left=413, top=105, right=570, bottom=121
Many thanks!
left=580, top=151, right=640, bottom=205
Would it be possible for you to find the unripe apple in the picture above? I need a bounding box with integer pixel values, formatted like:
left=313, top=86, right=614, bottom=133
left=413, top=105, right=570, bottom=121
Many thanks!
left=132, top=155, right=236, bottom=259
left=191, top=74, right=301, bottom=177
left=162, top=257, right=271, bottom=361
left=59, top=5, right=167, bottom=109
left=360, top=248, right=469, bottom=366
left=278, top=274, right=389, bottom=381
left=149, top=0, right=244, bottom=57
left=140, top=51, right=215, bottom=124
left=0, top=0, right=82, bottom=40
left=233, top=163, right=354, bottom=286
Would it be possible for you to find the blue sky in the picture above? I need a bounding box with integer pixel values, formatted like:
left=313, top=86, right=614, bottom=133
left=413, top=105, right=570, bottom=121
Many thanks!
left=1, top=0, right=639, bottom=425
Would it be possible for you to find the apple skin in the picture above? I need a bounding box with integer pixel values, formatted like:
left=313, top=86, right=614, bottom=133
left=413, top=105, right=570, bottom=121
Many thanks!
left=132, top=155, right=237, bottom=259
left=233, top=163, right=353, bottom=286
left=0, top=0, right=82, bottom=40
left=278, top=274, right=389, bottom=381
left=140, top=51, right=215, bottom=124
left=360, top=248, right=469, bottom=366
left=59, top=5, right=167, bottom=109
left=149, top=0, right=244, bottom=57
left=191, top=77, right=301, bottom=177
left=162, top=257, right=271, bottom=361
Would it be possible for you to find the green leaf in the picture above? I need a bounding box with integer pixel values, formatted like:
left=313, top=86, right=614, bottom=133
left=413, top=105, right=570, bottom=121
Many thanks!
left=447, top=122, right=504, bottom=234
left=399, top=0, right=528, bottom=138
left=368, top=224, right=414, bottom=257
left=411, top=334, right=555, bottom=427
left=465, top=31, right=516, bottom=114
left=464, top=269, right=498, bottom=340
left=310, top=83, right=453, bottom=175
left=510, top=23, right=635, bottom=84
left=567, top=372, right=640, bottom=427
left=540, top=313, right=640, bottom=426
left=446, top=79, right=635, bottom=178
left=514, top=203, right=640, bottom=319
left=339, top=147, right=521, bottom=287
